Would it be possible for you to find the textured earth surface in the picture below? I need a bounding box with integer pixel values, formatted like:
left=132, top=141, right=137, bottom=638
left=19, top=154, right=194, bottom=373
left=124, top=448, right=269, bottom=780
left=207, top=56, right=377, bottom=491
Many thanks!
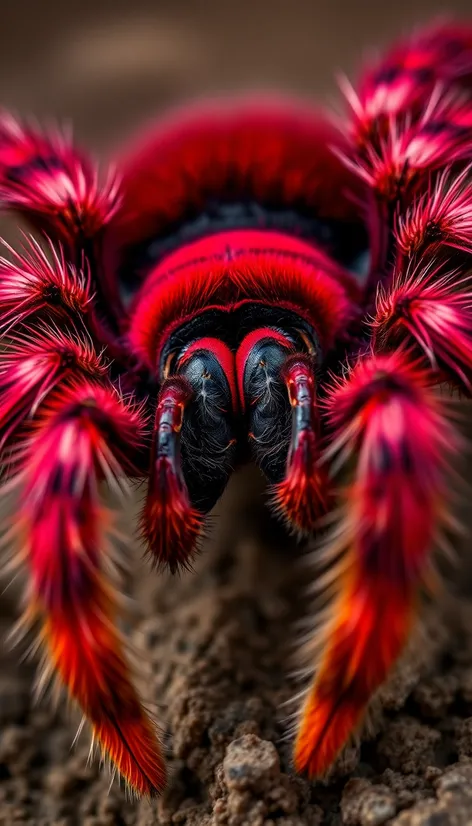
left=2, top=1, right=472, bottom=824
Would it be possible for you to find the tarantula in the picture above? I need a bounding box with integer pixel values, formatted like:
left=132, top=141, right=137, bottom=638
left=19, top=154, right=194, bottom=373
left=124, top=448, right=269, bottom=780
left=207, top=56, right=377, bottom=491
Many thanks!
left=0, top=20, right=471, bottom=797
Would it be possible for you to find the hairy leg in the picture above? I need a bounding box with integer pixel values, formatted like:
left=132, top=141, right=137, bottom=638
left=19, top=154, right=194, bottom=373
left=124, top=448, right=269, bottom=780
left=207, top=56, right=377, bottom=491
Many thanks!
left=16, top=380, right=166, bottom=796
left=0, top=230, right=165, bottom=795
left=0, top=113, right=125, bottom=348
left=294, top=350, right=459, bottom=775
left=295, top=28, right=472, bottom=768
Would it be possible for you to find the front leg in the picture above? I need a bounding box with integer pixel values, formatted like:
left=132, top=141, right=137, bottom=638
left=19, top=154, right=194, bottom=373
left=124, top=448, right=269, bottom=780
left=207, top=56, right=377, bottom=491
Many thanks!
left=18, top=380, right=166, bottom=797
left=294, top=350, right=459, bottom=776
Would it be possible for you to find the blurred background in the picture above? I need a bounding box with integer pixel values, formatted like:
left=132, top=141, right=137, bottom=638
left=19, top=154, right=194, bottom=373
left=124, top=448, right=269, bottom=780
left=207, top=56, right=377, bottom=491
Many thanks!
left=1, top=0, right=471, bottom=158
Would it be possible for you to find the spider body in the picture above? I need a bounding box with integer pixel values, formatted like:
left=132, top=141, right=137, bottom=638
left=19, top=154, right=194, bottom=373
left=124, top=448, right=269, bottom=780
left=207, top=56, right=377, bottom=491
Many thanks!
left=0, top=21, right=471, bottom=797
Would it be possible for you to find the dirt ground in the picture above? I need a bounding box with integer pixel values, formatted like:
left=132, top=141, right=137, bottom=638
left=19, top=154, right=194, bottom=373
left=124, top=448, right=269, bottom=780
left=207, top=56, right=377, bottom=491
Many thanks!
left=2, top=2, right=472, bottom=825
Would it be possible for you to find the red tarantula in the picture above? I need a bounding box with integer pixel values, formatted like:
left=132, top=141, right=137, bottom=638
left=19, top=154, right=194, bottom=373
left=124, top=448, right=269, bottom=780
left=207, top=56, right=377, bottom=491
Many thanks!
left=0, top=19, right=472, bottom=797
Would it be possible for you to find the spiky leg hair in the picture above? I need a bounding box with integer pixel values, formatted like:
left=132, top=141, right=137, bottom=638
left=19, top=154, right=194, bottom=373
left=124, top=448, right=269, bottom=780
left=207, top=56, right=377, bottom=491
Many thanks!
left=0, top=112, right=126, bottom=348
left=0, top=117, right=166, bottom=796
left=294, top=350, right=459, bottom=774
left=293, top=22, right=472, bottom=777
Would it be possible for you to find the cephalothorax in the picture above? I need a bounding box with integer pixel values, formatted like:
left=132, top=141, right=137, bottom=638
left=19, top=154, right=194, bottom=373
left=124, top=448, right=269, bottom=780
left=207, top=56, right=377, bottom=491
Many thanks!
left=1, top=21, right=472, bottom=796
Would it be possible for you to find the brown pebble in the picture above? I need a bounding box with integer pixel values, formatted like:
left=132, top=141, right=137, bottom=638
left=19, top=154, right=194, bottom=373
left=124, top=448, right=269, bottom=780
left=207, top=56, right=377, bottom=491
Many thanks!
left=223, top=736, right=280, bottom=791
left=341, top=779, right=397, bottom=826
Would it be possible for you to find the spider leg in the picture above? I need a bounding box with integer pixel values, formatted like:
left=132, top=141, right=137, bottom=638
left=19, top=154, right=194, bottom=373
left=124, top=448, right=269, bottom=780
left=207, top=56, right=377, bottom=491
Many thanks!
left=0, top=248, right=165, bottom=795
left=340, top=23, right=472, bottom=293
left=272, top=354, right=330, bottom=534
left=301, top=22, right=472, bottom=776
left=0, top=236, right=92, bottom=334
left=0, top=113, right=124, bottom=344
left=293, top=350, right=459, bottom=776
left=142, top=376, right=204, bottom=572
left=347, top=23, right=472, bottom=146
left=0, top=321, right=106, bottom=462
left=372, top=168, right=472, bottom=393
left=16, top=379, right=166, bottom=797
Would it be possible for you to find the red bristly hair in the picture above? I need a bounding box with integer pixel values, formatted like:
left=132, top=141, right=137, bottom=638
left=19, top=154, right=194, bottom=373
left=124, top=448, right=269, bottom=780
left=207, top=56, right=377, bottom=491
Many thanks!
left=109, top=97, right=366, bottom=252
left=273, top=354, right=330, bottom=534
left=294, top=351, right=458, bottom=775
left=142, top=376, right=203, bottom=573
left=18, top=381, right=166, bottom=797
left=292, top=20, right=472, bottom=778
left=0, top=112, right=120, bottom=246
left=0, top=115, right=165, bottom=794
